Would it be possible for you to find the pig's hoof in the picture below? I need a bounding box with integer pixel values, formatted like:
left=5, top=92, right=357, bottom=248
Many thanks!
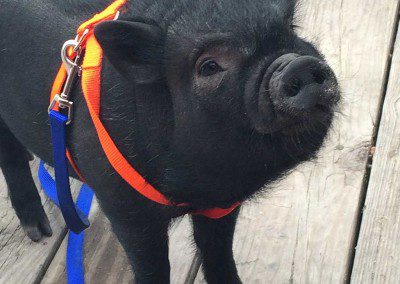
left=22, top=215, right=53, bottom=242
left=18, top=204, right=53, bottom=242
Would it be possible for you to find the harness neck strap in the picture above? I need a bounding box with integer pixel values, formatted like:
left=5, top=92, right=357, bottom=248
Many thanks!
left=50, top=0, right=240, bottom=219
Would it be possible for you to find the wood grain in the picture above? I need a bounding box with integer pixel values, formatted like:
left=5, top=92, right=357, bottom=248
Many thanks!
left=193, top=0, right=400, bottom=283
left=0, top=160, right=80, bottom=284
left=351, top=16, right=400, bottom=284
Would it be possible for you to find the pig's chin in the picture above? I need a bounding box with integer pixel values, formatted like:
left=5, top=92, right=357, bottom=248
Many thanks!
left=253, top=106, right=334, bottom=136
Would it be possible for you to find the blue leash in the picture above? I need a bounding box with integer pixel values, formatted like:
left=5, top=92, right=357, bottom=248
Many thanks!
left=49, top=110, right=90, bottom=233
left=39, top=162, right=94, bottom=284
left=39, top=110, right=95, bottom=284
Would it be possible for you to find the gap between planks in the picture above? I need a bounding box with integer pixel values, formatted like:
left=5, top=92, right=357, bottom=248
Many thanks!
left=346, top=1, right=400, bottom=282
left=351, top=5, right=400, bottom=283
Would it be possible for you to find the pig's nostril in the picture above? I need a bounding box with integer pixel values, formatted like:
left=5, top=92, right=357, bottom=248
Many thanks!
left=285, top=78, right=302, bottom=97
left=313, top=71, right=327, bottom=85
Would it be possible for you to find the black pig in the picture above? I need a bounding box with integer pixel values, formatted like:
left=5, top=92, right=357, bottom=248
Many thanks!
left=0, top=0, right=339, bottom=283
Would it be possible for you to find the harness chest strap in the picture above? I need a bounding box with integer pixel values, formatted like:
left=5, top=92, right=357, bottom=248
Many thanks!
left=50, top=0, right=240, bottom=219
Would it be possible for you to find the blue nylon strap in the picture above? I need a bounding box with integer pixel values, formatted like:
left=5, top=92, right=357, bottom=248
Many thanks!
left=39, top=161, right=94, bottom=284
left=49, top=110, right=89, bottom=233
left=39, top=161, right=60, bottom=206
left=67, top=184, right=94, bottom=284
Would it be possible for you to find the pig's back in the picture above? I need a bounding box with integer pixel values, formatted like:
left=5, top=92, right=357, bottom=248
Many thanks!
left=0, top=0, right=117, bottom=160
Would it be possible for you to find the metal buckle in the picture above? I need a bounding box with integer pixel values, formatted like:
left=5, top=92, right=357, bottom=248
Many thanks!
left=48, top=29, right=89, bottom=125
left=48, top=94, right=73, bottom=122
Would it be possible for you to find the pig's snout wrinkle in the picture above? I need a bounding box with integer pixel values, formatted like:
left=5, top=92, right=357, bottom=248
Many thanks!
left=268, top=54, right=337, bottom=114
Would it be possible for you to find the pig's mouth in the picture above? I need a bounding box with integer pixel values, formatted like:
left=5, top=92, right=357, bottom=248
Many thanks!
left=250, top=53, right=340, bottom=135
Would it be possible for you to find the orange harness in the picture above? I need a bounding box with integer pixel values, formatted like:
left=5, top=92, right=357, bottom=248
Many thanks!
left=49, top=0, right=240, bottom=219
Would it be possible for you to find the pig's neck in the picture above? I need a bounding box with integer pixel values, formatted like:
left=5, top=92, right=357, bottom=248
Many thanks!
left=164, top=122, right=296, bottom=208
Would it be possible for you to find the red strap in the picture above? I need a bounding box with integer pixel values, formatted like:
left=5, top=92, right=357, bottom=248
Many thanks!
left=50, top=0, right=240, bottom=218
left=192, top=202, right=241, bottom=219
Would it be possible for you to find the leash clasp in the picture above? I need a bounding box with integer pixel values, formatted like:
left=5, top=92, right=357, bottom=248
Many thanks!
left=48, top=29, right=89, bottom=124
left=48, top=94, right=73, bottom=123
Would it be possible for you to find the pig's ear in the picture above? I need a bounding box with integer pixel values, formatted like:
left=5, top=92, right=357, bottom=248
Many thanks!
left=94, top=20, right=165, bottom=84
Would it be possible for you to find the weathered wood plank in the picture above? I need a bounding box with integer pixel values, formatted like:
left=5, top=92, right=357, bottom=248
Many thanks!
left=193, top=0, right=400, bottom=283
left=41, top=201, right=197, bottom=284
left=351, top=16, right=400, bottom=284
left=0, top=160, right=80, bottom=284
left=169, top=219, right=199, bottom=284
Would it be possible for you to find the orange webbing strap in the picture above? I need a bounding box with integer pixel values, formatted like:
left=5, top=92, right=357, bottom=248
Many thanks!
left=78, top=1, right=173, bottom=206
left=80, top=32, right=172, bottom=205
left=77, top=0, right=127, bottom=36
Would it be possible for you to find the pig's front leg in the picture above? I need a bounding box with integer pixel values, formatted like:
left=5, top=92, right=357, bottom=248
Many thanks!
left=192, top=208, right=242, bottom=284
left=0, top=119, right=52, bottom=241
left=99, top=201, right=172, bottom=284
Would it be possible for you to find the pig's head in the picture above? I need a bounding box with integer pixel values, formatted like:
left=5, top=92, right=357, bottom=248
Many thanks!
left=94, top=0, right=340, bottom=208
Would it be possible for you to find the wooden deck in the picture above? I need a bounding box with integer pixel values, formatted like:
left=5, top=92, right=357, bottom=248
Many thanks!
left=1, top=0, right=400, bottom=283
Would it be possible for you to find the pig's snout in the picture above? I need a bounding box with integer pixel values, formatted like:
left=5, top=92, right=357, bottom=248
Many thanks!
left=268, top=54, right=338, bottom=114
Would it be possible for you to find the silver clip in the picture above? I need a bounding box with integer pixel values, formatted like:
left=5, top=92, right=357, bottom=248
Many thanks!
left=48, top=94, right=73, bottom=123
left=48, top=29, right=89, bottom=125
left=114, top=11, right=121, bottom=20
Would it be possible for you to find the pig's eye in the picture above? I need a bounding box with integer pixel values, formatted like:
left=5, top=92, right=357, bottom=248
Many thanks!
left=198, top=59, right=223, bottom=77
